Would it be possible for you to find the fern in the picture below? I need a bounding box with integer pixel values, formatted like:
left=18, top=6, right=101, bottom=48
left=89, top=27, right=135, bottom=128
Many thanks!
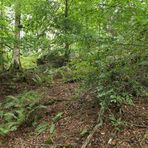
left=0, top=91, right=46, bottom=136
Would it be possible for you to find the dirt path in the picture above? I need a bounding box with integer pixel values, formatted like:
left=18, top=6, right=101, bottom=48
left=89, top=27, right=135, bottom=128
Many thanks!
left=0, top=80, right=148, bottom=148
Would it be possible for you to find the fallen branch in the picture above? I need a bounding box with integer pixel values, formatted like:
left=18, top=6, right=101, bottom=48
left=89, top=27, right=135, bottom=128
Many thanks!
left=81, top=107, right=105, bottom=148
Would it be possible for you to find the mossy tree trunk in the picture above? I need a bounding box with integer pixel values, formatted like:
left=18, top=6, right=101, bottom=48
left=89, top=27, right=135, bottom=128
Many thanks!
left=9, top=0, right=22, bottom=72
left=64, top=0, right=70, bottom=63
left=0, top=0, right=5, bottom=71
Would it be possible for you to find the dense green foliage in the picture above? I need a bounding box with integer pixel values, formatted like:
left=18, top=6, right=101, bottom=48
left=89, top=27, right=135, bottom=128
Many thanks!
left=0, top=0, right=147, bottom=136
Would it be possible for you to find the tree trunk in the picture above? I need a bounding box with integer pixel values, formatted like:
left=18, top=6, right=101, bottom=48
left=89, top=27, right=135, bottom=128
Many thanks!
left=9, top=0, right=22, bottom=72
left=0, top=44, right=5, bottom=71
left=64, top=43, right=70, bottom=62
left=0, top=0, right=5, bottom=71
left=64, top=0, right=70, bottom=63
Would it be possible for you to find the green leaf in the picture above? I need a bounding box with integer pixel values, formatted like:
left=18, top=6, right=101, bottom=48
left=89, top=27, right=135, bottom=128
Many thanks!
left=35, top=122, right=50, bottom=135
left=53, top=112, right=64, bottom=123
left=44, top=137, right=53, bottom=145
left=80, top=129, right=89, bottom=137
left=50, top=123, right=55, bottom=134
left=139, top=61, right=148, bottom=66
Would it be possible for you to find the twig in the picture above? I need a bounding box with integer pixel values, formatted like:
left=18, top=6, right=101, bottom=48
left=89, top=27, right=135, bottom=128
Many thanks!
left=126, top=122, right=147, bottom=128
left=107, top=130, right=117, bottom=146
left=81, top=107, right=105, bottom=148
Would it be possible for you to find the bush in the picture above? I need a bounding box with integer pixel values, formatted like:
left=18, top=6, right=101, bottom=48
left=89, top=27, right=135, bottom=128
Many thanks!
left=75, top=48, right=147, bottom=110
left=21, top=55, right=38, bottom=69
left=32, top=73, right=53, bottom=86
left=37, top=50, right=66, bottom=68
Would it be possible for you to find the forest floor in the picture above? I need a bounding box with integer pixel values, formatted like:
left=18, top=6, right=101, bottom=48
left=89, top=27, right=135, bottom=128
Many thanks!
left=0, top=72, right=148, bottom=148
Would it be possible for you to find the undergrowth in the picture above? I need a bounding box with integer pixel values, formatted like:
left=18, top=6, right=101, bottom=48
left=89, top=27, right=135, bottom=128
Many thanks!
left=0, top=91, right=46, bottom=136
left=69, top=48, right=148, bottom=125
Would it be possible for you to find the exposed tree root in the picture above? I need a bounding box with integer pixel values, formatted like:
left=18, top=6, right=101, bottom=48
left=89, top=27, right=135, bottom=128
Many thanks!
left=81, top=107, right=105, bottom=148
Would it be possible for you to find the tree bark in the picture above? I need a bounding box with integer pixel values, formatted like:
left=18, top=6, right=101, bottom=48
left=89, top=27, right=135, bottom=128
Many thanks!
left=9, top=0, right=22, bottom=72
left=64, top=0, right=70, bottom=63
left=0, top=0, right=5, bottom=71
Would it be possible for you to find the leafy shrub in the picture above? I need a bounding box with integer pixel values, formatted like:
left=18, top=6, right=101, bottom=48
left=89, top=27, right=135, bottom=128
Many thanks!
left=21, top=55, right=38, bottom=69
left=109, top=114, right=125, bottom=131
left=32, top=73, right=53, bottom=86
left=53, top=59, right=92, bottom=83
left=0, top=50, right=10, bottom=71
left=53, top=66, right=77, bottom=82
left=0, top=91, right=46, bottom=136
left=37, top=50, right=66, bottom=68
left=35, top=112, right=64, bottom=134
left=76, top=48, right=147, bottom=111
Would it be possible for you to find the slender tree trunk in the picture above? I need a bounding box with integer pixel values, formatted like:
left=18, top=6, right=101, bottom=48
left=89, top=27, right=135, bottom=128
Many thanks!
left=0, top=0, right=5, bottom=71
left=0, top=43, right=5, bottom=71
left=9, top=0, right=22, bottom=72
left=64, top=0, right=70, bottom=63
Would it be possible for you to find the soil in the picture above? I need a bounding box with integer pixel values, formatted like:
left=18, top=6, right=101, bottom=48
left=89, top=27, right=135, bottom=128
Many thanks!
left=0, top=74, right=148, bottom=148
